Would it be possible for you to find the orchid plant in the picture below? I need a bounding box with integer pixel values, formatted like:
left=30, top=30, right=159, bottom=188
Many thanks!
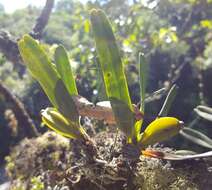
left=18, top=9, right=212, bottom=161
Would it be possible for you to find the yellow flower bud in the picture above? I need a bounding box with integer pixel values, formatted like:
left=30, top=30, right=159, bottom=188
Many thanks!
left=41, top=108, right=83, bottom=139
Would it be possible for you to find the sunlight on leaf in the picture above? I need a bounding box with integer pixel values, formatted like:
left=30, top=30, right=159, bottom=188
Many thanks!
left=18, top=35, right=59, bottom=108
left=18, top=35, right=80, bottom=126
left=90, top=9, right=135, bottom=139
left=139, top=117, right=183, bottom=147
left=139, top=52, right=148, bottom=112
left=55, top=45, right=78, bottom=96
left=41, top=107, right=83, bottom=139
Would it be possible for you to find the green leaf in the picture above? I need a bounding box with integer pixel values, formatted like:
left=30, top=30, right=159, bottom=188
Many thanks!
left=139, top=53, right=148, bottom=112
left=174, top=150, right=196, bottom=155
left=54, top=45, right=78, bottom=96
left=142, top=149, right=212, bottom=160
left=194, top=105, right=212, bottom=122
left=90, top=9, right=132, bottom=109
left=55, top=80, right=79, bottom=122
left=135, top=53, right=148, bottom=141
left=110, top=98, right=135, bottom=136
left=196, top=105, right=212, bottom=114
left=134, top=120, right=143, bottom=142
left=144, top=87, right=166, bottom=103
left=180, top=127, right=212, bottom=149
left=84, top=19, right=90, bottom=33
left=158, top=84, right=178, bottom=117
left=18, top=35, right=59, bottom=108
left=18, top=35, right=79, bottom=124
left=90, top=9, right=135, bottom=138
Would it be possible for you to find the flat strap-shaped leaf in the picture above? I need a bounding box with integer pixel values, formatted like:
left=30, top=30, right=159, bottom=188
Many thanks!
left=110, top=97, right=135, bottom=136
left=196, top=105, right=212, bottom=114
left=90, top=10, right=132, bottom=108
left=139, top=53, right=148, bottom=113
left=54, top=45, right=78, bottom=96
left=19, top=35, right=79, bottom=124
left=158, top=84, right=178, bottom=117
left=142, top=149, right=212, bottom=160
left=194, top=105, right=212, bottom=122
left=90, top=9, right=135, bottom=138
left=55, top=79, right=79, bottom=122
left=18, top=35, right=59, bottom=107
left=180, top=127, right=212, bottom=149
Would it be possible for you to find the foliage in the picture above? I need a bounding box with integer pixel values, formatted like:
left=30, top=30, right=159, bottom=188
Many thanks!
left=180, top=105, right=212, bottom=149
left=90, top=9, right=135, bottom=140
left=0, top=0, right=212, bottom=153
left=18, top=10, right=186, bottom=159
left=1, top=0, right=212, bottom=104
left=0, top=7, right=39, bottom=36
left=20, top=6, right=212, bottom=160
left=194, top=105, right=212, bottom=121
left=18, top=35, right=86, bottom=141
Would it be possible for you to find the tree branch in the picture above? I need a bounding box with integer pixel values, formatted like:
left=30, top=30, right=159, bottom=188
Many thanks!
left=72, top=95, right=143, bottom=125
left=30, top=0, right=55, bottom=39
left=0, top=0, right=54, bottom=139
left=0, top=81, right=39, bottom=138
left=0, top=30, right=22, bottom=65
left=0, top=0, right=55, bottom=70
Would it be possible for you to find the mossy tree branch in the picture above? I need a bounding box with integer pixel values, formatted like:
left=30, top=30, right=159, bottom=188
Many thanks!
left=0, top=81, right=39, bottom=138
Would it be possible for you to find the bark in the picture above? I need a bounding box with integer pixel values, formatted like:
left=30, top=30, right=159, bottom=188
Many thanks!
left=0, top=81, right=38, bottom=138
left=0, top=0, right=55, bottom=138
left=30, top=0, right=55, bottom=39
left=0, top=31, right=23, bottom=69
left=72, top=95, right=143, bottom=125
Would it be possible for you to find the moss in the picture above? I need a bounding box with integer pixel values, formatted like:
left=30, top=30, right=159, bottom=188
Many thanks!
left=10, top=179, right=26, bottom=190
left=135, top=158, right=198, bottom=189
left=5, top=131, right=212, bottom=190
left=30, top=176, right=45, bottom=190
left=6, top=132, right=71, bottom=188
left=5, top=156, right=15, bottom=176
